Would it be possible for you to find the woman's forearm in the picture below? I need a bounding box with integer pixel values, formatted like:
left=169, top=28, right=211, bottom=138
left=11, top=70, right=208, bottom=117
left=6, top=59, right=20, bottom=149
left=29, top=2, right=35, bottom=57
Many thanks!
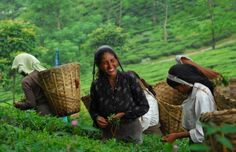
left=175, top=131, right=190, bottom=139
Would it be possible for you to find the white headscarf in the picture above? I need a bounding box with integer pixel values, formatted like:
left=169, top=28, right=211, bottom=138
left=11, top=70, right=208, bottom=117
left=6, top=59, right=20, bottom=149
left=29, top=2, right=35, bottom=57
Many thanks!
left=175, top=55, right=193, bottom=64
left=12, top=53, right=46, bottom=74
left=167, top=73, right=193, bottom=87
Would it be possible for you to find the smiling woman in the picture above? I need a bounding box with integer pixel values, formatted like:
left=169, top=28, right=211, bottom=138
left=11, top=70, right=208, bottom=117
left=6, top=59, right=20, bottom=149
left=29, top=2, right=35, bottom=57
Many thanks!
left=89, top=45, right=149, bottom=144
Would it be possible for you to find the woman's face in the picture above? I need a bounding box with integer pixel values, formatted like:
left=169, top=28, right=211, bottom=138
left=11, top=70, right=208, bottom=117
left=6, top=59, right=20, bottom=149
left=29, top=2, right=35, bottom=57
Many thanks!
left=99, top=52, right=118, bottom=79
left=174, top=84, right=191, bottom=94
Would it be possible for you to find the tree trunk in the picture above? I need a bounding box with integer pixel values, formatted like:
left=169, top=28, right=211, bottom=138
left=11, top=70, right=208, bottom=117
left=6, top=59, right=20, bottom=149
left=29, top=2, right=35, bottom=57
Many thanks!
left=152, top=0, right=157, bottom=26
left=163, top=0, right=168, bottom=42
left=56, top=9, right=61, bottom=30
left=118, top=0, right=123, bottom=27
left=208, top=0, right=216, bottom=49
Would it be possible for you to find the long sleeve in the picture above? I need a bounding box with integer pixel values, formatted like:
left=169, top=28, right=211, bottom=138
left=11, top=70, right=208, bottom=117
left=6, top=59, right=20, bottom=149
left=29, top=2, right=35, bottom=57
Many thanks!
left=123, top=75, right=149, bottom=120
left=189, top=90, right=216, bottom=143
left=21, top=78, right=36, bottom=109
left=89, top=82, right=99, bottom=122
left=140, top=89, right=159, bottom=131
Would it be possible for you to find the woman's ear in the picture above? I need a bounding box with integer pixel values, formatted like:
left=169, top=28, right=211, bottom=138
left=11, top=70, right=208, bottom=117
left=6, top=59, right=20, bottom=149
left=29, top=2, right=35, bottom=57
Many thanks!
left=175, top=84, right=191, bottom=94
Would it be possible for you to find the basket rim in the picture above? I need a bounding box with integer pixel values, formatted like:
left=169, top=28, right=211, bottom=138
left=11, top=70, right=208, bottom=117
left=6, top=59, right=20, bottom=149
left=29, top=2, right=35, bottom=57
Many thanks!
left=203, top=108, right=236, bottom=116
left=215, top=87, right=236, bottom=102
left=39, top=62, right=80, bottom=73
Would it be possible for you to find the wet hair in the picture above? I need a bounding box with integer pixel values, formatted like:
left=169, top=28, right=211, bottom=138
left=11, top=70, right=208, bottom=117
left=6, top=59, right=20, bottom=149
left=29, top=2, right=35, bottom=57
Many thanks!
left=92, top=45, right=124, bottom=81
left=167, top=64, right=214, bottom=94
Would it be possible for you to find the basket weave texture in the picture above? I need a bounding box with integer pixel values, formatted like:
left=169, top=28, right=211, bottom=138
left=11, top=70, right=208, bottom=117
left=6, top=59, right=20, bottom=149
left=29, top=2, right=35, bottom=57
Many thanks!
left=83, top=81, right=186, bottom=134
left=39, top=63, right=80, bottom=116
left=200, top=109, right=236, bottom=152
left=214, top=78, right=236, bottom=110
left=153, top=81, right=186, bottom=134
left=81, top=95, right=91, bottom=112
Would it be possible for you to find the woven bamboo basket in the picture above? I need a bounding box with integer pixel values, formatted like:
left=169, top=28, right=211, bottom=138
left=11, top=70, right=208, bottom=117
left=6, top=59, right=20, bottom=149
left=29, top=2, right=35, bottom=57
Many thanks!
left=214, top=78, right=236, bottom=110
left=81, top=95, right=91, bottom=112
left=39, top=63, right=80, bottom=117
left=153, top=81, right=187, bottom=134
left=200, top=109, right=236, bottom=152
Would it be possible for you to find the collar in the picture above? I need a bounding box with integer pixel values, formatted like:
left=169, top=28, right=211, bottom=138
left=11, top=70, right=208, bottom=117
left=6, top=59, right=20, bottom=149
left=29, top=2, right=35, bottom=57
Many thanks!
left=190, top=83, right=210, bottom=99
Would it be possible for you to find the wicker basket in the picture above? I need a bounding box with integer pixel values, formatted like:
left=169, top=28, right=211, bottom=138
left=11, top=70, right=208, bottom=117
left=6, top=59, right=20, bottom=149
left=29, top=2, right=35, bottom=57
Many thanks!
left=200, top=109, right=236, bottom=152
left=153, top=81, right=187, bottom=134
left=39, top=63, right=80, bottom=116
left=214, top=78, right=236, bottom=110
left=81, top=95, right=91, bottom=112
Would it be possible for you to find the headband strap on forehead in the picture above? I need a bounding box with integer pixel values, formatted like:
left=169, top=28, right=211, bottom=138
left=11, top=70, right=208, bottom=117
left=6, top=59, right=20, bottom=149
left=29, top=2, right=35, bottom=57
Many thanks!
left=167, top=74, right=193, bottom=87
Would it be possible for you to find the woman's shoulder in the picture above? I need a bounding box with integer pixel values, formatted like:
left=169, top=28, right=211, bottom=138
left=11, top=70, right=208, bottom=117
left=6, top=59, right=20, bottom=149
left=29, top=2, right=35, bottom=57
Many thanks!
left=194, top=83, right=213, bottom=97
left=121, top=71, right=137, bottom=80
left=22, top=71, right=40, bottom=85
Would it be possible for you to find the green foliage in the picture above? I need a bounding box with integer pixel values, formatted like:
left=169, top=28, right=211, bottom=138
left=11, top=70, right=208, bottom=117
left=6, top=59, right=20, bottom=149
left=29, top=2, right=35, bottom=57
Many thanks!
left=0, top=20, right=37, bottom=89
left=0, top=104, right=189, bottom=151
left=107, top=114, right=120, bottom=125
left=1, top=0, right=235, bottom=67
left=199, top=122, right=236, bottom=151
left=216, top=135, right=234, bottom=150
left=0, top=0, right=24, bottom=20
left=189, top=144, right=210, bottom=151
left=86, top=23, right=128, bottom=53
left=0, top=0, right=236, bottom=151
left=0, top=20, right=36, bottom=58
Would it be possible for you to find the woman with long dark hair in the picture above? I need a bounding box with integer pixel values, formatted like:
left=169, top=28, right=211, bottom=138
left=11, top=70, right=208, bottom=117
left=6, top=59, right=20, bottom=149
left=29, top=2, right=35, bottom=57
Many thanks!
left=162, top=64, right=216, bottom=143
left=89, top=45, right=149, bottom=144
left=176, top=55, right=226, bottom=86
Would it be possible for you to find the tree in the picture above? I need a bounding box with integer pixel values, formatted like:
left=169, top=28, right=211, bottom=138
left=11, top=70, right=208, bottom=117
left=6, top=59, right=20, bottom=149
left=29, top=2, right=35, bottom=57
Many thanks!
left=163, top=0, right=169, bottom=42
left=0, top=20, right=36, bottom=60
left=86, top=23, right=128, bottom=54
left=21, top=0, right=74, bottom=45
left=0, top=0, right=24, bottom=20
left=0, top=20, right=37, bottom=89
left=208, top=0, right=216, bottom=49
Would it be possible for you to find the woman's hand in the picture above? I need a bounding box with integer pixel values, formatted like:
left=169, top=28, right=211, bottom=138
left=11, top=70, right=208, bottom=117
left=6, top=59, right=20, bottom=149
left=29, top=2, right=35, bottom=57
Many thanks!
left=96, top=116, right=108, bottom=128
left=161, top=133, right=177, bottom=143
left=14, top=102, right=28, bottom=110
left=113, top=112, right=125, bottom=119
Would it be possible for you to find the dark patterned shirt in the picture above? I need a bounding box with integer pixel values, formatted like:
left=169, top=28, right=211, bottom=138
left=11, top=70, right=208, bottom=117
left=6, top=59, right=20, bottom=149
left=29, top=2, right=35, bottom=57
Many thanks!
left=89, top=71, right=149, bottom=121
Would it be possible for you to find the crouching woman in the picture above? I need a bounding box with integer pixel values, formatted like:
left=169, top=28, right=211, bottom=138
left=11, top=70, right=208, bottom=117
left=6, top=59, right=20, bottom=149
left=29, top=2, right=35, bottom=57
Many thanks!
left=162, top=64, right=216, bottom=144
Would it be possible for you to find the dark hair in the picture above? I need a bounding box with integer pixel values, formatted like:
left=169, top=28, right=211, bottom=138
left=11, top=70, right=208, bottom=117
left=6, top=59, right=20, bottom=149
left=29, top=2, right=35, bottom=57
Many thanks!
left=92, top=45, right=124, bottom=81
left=127, top=70, right=156, bottom=96
left=167, top=64, right=214, bottom=94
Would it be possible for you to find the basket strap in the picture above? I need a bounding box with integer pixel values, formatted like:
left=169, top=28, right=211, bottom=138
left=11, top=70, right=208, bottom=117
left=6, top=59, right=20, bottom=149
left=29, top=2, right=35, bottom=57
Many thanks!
left=156, top=98, right=182, bottom=122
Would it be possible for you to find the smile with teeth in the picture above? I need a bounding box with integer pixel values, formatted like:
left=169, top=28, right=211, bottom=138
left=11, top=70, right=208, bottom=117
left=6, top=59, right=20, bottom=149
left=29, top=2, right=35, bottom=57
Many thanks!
left=108, top=69, right=114, bottom=72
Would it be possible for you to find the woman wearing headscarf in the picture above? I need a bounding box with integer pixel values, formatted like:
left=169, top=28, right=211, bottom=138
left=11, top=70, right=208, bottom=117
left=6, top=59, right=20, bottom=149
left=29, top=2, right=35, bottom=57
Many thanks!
left=12, top=53, right=53, bottom=115
left=89, top=45, right=149, bottom=144
left=176, top=55, right=226, bottom=86
left=162, top=64, right=216, bottom=144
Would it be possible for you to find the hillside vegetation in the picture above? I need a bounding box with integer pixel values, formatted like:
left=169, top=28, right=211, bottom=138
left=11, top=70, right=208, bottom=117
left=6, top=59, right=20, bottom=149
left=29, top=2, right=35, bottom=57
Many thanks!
left=0, top=0, right=236, bottom=151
